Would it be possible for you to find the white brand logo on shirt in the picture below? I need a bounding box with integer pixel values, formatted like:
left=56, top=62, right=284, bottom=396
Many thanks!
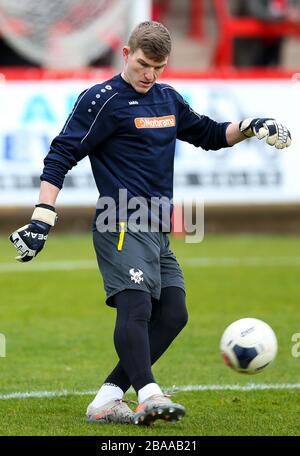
left=129, top=100, right=139, bottom=105
left=129, top=268, right=144, bottom=284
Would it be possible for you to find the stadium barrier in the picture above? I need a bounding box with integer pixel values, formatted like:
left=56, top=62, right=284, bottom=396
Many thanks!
left=3, top=203, right=300, bottom=235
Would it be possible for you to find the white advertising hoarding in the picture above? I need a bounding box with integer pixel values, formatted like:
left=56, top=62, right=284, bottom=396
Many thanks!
left=0, top=78, right=299, bottom=206
left=171, top=79, right=299, bottom=204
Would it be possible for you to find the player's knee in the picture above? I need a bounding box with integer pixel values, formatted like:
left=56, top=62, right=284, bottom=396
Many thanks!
left=131, top=301, right=152, bottom=322
left=163, top=301, right=188, bottom=332
left=160, top=287, right=188, bottom=331
left=162, top=309, right=188, bottom=334
left=115, top=289, right=152, bottom=322
left=130, top=291, right=152, bottom=322
left=173, top=305, right=188, bottom=330
left=181, top=306, right=189, bottom=328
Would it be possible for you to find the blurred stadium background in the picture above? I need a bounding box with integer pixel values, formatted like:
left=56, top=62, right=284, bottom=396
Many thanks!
left=1, top=0, right=300, bottom=437
left=1, top=0, right=300, bottom=232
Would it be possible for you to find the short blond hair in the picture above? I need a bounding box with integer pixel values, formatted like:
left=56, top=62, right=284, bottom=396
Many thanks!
left=128, top=21, right=172, bottom=61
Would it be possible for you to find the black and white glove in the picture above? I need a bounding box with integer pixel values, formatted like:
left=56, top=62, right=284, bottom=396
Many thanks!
left=239, top=118, right=292, bottom=149
left=9, top=204, right=57, bottom=262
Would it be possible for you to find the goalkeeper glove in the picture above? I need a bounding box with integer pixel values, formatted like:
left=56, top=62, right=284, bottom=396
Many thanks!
left=239, top=118, right=292, bottom=149
left=9, top=204, right=57, bottom=262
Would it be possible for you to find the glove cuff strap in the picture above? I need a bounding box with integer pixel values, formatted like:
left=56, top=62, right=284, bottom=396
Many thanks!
left=239, top=119, right=255, bottom=138
left=31, top=207, right=57, bottom=226
left=240, top=130, right=253, bottom=139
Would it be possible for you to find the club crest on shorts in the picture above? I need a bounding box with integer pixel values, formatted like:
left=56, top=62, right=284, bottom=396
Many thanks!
left=129, top=268, right=144, bottom=284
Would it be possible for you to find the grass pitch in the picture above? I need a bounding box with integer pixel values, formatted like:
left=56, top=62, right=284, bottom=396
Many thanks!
left=0, top=233, right=299, bottom=436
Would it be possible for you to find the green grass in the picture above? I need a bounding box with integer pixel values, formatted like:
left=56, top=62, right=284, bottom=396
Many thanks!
left=1, top=234, right=300, bottom=436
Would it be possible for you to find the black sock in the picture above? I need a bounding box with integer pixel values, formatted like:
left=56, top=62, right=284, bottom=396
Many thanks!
left=105, top=287, right=188, bottom=393
left=112, top=289, right=155, bottom=392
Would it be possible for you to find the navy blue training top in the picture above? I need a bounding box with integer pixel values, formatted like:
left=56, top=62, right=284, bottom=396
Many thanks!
left=41, top=74, right=231, bottom=230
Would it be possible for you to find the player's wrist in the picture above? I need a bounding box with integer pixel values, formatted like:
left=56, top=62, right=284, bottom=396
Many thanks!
left=31, top=204, right=57, bottom=227
left=36, top=203, right=55, bottom=211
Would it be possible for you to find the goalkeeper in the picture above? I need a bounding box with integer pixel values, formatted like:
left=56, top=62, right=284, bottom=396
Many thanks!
left=9, top=21, right=291, bottom=426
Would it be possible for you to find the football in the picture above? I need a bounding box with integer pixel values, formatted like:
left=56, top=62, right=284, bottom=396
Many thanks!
left=220, top=318, right=278, bottom=374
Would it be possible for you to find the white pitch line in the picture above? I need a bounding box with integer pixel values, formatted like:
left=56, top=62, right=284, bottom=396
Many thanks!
left=1, top=257, right=300, bottom=273
left=1, top=383, right=300, bottom=400
left=0, top=390, right=97, bottom=400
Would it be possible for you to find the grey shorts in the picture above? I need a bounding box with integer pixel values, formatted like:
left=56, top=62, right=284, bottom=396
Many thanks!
left=93, top=227, right=185, bottom=307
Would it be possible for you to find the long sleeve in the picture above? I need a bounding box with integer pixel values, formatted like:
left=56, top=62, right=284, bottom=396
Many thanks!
left=176, top=93, right=231, bottom=151
left=41, top=84, right=118, bottom=189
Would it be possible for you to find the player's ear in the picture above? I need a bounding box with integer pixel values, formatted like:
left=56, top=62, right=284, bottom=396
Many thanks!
left=123, top=46, right=130, bottom=61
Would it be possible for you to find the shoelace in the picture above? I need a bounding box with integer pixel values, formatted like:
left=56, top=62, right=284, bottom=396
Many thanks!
left=163, top=390, right=177, bottom=398
left=114, top=399, right=135, bottom=419
left=120, top=391, right=177, bottom=407
left=121, top=398, right=138, bottom=406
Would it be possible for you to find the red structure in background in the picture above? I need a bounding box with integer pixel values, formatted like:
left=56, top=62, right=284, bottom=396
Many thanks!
left=213, top=0, right=300, bottom=68
left=152, top=0, right=169, bottom=22
left=188, top=0, right=204, bottom=39
left=152, top=0, right=204, bottom=39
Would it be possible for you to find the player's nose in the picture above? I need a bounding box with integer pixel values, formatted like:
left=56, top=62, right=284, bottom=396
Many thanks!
left=144, top=70, right=154, bottom=81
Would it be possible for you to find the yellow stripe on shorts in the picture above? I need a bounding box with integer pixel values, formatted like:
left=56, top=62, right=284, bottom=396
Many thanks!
left=117, top=222, right=125, bottom=251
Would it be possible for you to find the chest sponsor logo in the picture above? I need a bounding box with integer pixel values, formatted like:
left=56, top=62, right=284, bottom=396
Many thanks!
left=134, top=115, right=176, bottom=129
